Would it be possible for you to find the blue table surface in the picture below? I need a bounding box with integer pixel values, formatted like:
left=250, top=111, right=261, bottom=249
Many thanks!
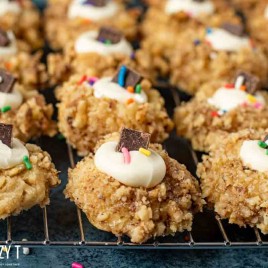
left=0, top=247, right=268, bottom=268
left=0, top=1, right=266, bottom=267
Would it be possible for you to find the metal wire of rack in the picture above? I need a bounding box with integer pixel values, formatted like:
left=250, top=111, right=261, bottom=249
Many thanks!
left=1, top=142, right=267, bottom=249
left=0, top=87, right=268, bottom=249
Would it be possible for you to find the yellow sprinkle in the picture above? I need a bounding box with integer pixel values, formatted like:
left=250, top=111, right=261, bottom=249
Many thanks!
left=139, top=148, right=151, bottom=157
left=247, top=94, right=256, bottom=103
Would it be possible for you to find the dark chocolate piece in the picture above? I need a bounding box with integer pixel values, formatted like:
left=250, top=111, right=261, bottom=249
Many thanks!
left=0, top=69, right=16, bottom=93
left=0, top=123, right=12, bottom=148
left=234, top=70, right=260, bottom=95
left=221, top=23, right=245, bottom=37
left=83, top=0, right=107, bottom=7
left=112, top=66, right=142, bottom=88
left=0, top=29, right=10, bottom=47
left=116, top=127, right=151, bottom=152
left=193, top=0, right=205, bottom=2
left=96, top=27, right=122, bottom=44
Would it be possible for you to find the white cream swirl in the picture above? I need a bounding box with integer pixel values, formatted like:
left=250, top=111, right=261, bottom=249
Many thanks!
left=0, top=138, right=29, bottom=170
left=165, top=0, right=214, bottom=17
left=68, top=0, right=119, bottom=21
left=0, top=0, right=21, bottom=16
left=207, top=87, right=265, bottom=111
left=0, top=31, right=17, bottom=59
left=0, top=88, right=23, bottom=110
left=240, top=140, right=268, bottom=172
left=74, top=30, right=133, bottom=56
left=205, top=28, right=251, bottom=52
left=92, top=77, right=148, bottom=104
left=94, top=141, right=166, bottom=188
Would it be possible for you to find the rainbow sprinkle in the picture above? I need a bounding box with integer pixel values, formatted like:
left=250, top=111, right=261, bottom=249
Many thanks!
left=139, top=148, right=151, bottom=157
left=258, top=141, right=267, bottom=149
left=135, top=84, right=142, bottom=94
left=23, top=156, right=32, bottom=170
left=122, top=147, right=131, bottom=164
left=206, top=28, right=213, bottom=34
left=77, top=75, right=87, bottom=85
left=118, top=65, right=127, bottom=87
left=127, top=86, right=134, bottom=93
left=1, top=106, right=11, bottom=113
left=247, top=94, right=257, bottom=103
left=126, top=98, right=134, bottom=105
left=88, top=76, right=98, bottom=86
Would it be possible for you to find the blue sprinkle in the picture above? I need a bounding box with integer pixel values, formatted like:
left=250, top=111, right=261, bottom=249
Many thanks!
left=118, top=65, right=127, bottom=87
left=206, top=28, right=213, bottom=34
left=194, top=39, right=201, bottom=46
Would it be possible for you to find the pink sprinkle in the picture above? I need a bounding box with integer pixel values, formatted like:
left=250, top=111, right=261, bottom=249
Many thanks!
left=122, top=147, right=131, bottom=164
left=254, top=102, right=263, bottom=109
left=72, top=262, right=84, bottom=268
left=88, top=76, right=99, bottom=85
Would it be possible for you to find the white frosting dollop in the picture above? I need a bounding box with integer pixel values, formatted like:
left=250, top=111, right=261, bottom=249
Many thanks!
left=92, top=77, right=148, bottom=104
left=74, top=30, right=133, bottom=56
left=0, top=88, right=23, bottom=110
left=94, top=141, right=166, bottom=188
left=205, top=28, right=251, bottom=52
left=0, top=31, right=17, bottom=59
left=0, top=138, right=29, bottom=170
left=68, top=0, right=118, bottom=21
left=207, top=87, right=265, bottom=111
left=240, top=140, right=268, bottom=172
left=0, top=0, right=21, bottom=16
left=165, top=0, right=214, bottom=17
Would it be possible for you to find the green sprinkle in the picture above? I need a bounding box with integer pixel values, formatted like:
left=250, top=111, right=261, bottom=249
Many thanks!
left=104, top=40, right=112, bottom=45
left=1, top=106, right=11, bottom=113
left=57, top=133, right=65, bottom=140
left=23, top=156, right=32, bottom=170
left=135, top=84, right=142, bottom=94
left=258, top=141, right=267, bottom=149
left=266, top=149, right=268, bottom=155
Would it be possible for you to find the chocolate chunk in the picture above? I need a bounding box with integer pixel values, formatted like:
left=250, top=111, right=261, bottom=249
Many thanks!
left=112, top=66, right=142, bottom=88
left=96, top=27, right=123, bottom=44
left=221, top=23, right=245, bottom=37
left=116, top=127, right=151, bottom=152
left=193, top=0, right=205, bottom=2
left=0, top=69, right=16, bottom=93
left=263, top=135, right=268, bottom=143
left=0, top=123, right=12, bottom=148
left=234, top=71, right=260, bottom=94
left=0, top=29, right=10, bottom=47
left=83, top=0, right=107, bottom=7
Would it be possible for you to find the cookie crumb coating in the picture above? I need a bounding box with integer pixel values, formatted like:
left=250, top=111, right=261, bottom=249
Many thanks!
left=0, top=0, right=43, bottom=51
left=0, top=92, right=57, bottom=142
left=174, top=90, right=268, bottom=152
left=65, top=133, right=203, bottom=243
left=169, top=29, right=268, bottom=95
left=0, top=143, right=60, bottom=219
left=0, top=52, right=48, bottom=90
left=139, top=0, right=241, bottom=80
left=197, top=129, right=268, bottom=234
left=44, top=0, right=139, bottom=50
left=57, top=75, right=173, bottom=156
left=48, top=46, right=154, bottom=86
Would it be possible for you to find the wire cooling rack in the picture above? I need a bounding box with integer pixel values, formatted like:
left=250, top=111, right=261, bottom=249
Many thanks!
left=0, top=86, right=268, bottom=249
